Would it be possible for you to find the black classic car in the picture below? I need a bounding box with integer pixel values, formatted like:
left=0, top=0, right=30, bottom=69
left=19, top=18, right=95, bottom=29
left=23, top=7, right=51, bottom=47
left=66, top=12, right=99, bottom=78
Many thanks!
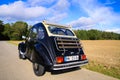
left=18, top=21, right=88, bottom=76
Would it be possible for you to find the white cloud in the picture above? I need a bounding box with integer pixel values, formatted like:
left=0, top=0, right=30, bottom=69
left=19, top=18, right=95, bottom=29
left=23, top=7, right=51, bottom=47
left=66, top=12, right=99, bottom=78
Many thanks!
left=48, top=13, right=67, bottom=22
left=69, top=17, right=96, bottom=29
left=51, top=0, right=70, bottom=13
left=104, top=0, right=116, bottom=5
left=105, top=29, right=120, bottom=34
left=24, top=7, right=47, bottom=19
left=69, top=0, right=120, bottom=33
left=46, top=0, right=70, bottom=22
left=0, top=1, right=25, bottom=18
left=0, top=1, right=48, bottom=20
left=27, top=0, right=56, bottom=6
left=0, top=0, right=70, bottom=23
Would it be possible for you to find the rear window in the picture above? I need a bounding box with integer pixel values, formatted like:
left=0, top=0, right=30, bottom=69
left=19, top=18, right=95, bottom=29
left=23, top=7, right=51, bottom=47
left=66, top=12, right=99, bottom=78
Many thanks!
left=48, top=26, right=74, bottom=36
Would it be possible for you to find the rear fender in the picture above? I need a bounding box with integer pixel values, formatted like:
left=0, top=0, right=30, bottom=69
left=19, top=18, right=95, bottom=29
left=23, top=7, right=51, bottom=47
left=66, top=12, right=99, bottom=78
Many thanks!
left=34, top=44, right=52, bottom=66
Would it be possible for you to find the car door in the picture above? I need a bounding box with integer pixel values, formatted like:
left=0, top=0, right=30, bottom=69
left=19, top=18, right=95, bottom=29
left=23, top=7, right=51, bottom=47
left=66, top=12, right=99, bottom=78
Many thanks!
left=26, top=27, right=38, bottom=58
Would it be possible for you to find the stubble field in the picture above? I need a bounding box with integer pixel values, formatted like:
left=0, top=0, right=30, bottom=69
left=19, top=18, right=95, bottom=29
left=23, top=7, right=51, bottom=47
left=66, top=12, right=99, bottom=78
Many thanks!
left=81, top=40, right=120, bottom=79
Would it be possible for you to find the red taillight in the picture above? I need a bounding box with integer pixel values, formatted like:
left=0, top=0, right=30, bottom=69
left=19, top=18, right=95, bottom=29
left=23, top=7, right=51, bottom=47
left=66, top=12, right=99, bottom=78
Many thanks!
left=56, top=56, right=64, bottom=63
left=81, top=54, right=86, bottom=60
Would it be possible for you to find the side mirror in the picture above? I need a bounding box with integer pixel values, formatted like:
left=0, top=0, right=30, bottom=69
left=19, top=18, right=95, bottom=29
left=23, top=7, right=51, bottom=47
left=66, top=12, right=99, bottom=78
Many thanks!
left=22, top=36, right=26, bottom=40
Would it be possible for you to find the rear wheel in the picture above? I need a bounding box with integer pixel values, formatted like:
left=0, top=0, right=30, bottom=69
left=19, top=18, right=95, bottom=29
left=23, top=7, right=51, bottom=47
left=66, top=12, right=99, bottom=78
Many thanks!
left=33, top=62, right=45, bottom=76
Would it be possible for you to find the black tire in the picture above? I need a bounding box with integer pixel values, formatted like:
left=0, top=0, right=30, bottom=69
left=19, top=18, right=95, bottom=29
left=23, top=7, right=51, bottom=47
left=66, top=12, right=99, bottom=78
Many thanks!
left=19, top=50, right=26, bottom=60
left=19, top=52, right=22, bottom=59
left=33, top=62, right=45, bottom=76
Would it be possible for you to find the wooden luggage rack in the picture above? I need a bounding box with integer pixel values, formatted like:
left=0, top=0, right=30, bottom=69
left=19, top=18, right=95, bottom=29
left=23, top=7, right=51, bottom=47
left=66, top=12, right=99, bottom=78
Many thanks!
left=55, top=37, right=81, bottom=51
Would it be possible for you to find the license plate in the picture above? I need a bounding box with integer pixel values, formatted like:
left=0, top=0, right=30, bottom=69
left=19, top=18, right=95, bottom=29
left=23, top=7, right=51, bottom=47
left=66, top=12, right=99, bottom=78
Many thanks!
left=64, top=55, right=79, bottom=62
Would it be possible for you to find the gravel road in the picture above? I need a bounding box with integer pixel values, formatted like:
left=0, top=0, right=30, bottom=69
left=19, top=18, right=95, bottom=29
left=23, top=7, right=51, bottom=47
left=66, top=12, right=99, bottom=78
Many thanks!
left=0, top=41, right=118, bottom=80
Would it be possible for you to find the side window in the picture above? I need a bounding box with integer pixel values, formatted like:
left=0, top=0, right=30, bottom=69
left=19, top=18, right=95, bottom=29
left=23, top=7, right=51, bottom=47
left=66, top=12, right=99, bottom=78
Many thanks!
left=57, top=30, right=65, bottom=35
left=31, top=28, right=37, bottom=39
left=66, top=29, right=74, bottom=36
left=37, top=26, right=45, bottom=39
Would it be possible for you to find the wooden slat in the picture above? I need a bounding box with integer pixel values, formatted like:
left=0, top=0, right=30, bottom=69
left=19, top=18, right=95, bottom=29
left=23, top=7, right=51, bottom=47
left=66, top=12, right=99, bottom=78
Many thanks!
left=57, top=39, right=79, bottom=42
left=58, top=42, right=80, bottom=45
left=58, top=46, right=81, bottom=49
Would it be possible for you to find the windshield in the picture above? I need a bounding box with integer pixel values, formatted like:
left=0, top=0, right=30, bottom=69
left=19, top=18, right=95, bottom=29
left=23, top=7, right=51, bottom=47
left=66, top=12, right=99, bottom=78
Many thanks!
left=48, top=26, right=74, bottom=36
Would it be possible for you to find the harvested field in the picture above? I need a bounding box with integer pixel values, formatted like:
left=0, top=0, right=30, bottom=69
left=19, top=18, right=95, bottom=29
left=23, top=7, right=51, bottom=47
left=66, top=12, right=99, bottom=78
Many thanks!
left=81, top=40, right=120, bottom=79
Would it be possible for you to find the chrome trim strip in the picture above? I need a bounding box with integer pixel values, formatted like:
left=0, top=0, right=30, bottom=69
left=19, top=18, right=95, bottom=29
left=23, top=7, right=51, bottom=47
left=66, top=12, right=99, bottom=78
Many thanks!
left=53, top=64, right=87, bottom=70
left=53, top=60, right=88, bottom=70
left=54, top=60, right=88, bottom=67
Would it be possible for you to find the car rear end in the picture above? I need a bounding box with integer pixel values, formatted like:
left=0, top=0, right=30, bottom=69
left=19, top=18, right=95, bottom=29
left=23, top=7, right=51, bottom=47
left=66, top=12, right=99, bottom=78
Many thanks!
left=42, top=21, right=88, bottom=70
left=52, top=37, right=88, bottom=70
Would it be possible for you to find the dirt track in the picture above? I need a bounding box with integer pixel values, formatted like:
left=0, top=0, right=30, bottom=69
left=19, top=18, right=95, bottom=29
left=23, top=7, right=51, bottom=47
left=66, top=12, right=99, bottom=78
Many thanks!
left=0, top=41, right=118, bottom=80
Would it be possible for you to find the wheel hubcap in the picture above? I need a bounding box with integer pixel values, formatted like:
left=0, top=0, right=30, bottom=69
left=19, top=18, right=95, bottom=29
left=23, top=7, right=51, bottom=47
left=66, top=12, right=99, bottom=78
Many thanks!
left=34, top=63, right=39, bottom=70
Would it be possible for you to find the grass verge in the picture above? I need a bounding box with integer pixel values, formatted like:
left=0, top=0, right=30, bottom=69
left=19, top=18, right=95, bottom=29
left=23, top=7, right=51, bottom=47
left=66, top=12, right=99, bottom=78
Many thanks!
left=8, top=41, right=23, bottom=45
left=82, top=60, right=120, bottom=79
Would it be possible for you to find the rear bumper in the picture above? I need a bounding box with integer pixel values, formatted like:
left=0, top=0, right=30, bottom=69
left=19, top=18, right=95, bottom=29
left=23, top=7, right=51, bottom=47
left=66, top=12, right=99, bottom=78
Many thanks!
left=52, top=59, right=88, bottom=70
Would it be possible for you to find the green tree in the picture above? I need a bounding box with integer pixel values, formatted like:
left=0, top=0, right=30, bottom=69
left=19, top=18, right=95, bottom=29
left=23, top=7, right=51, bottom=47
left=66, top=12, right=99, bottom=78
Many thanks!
left=88, top=29, right=101, bottom=40
left=2, top=23, right=11, bottom=40
left=10, top=21, right=28, bottom=40
left=0, top=20, right=4, bottom=32
left=74, top=29, right=120, bottom=40
left=74, top=30, right=88, bottom=40
left=79, top=30, right=88, bottom=40
left=0, top=20, right=5, bottom=40
left=0, top=20, right=3, bottom=25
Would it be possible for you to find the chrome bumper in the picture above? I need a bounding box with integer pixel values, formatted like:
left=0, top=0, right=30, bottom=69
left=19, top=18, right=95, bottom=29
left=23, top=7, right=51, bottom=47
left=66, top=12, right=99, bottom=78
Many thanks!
left=52, top=59, right=88, bottom=70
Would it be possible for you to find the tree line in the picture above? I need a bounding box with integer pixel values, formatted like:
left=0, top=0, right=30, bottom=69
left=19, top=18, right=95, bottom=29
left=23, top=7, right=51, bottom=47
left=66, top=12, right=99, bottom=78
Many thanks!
left=0, top=20, right=28, bottom=40
left=74, top=29, right=120, bottom=40
left=0, top=20, right=120, bottom=40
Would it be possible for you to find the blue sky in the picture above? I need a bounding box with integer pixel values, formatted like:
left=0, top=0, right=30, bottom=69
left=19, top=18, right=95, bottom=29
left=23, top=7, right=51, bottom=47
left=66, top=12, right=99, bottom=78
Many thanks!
left=0, top=0, right=120, bottom=33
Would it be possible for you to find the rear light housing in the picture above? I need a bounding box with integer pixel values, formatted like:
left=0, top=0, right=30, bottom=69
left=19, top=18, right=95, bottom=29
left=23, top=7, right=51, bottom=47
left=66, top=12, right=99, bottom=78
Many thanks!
left=81, top=54, right=86, bottom=60
left=56, top=56, right=64, bottom=63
